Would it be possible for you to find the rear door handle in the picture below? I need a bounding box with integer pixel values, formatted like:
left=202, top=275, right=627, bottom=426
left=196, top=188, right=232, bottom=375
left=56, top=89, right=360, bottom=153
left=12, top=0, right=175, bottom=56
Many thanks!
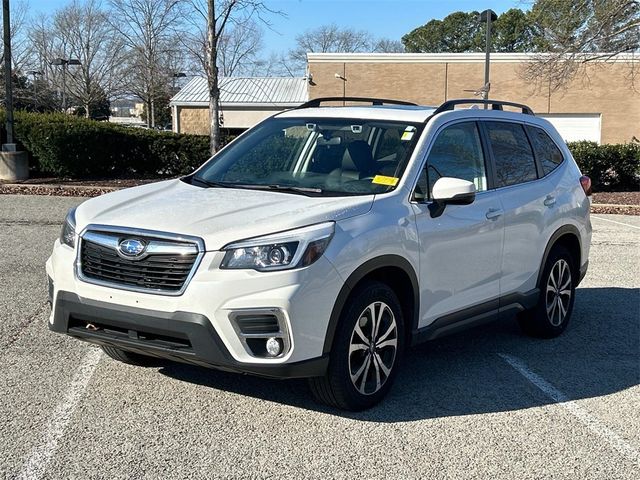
left=544, top=195, right=556, bottom=207
left=485, top=208, right=503, bottom=220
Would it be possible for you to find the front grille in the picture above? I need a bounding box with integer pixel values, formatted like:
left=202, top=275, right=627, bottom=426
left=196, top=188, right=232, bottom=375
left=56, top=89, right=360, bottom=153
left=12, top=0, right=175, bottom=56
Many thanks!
left=79, top=230, right=201, bottom=293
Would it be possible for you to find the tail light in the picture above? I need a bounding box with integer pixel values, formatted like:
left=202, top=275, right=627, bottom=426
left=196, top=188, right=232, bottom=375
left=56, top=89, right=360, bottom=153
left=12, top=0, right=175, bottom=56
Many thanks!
left=579, top=175, right=592, bottom=196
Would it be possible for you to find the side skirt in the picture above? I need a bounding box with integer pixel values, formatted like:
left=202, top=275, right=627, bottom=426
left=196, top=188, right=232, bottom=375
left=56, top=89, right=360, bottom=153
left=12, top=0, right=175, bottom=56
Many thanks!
left=411, top=289, right=540, bottom=346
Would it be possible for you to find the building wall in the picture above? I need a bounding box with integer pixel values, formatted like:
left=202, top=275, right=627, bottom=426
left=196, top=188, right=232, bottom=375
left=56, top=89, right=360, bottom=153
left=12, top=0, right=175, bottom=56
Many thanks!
left=176, top=106, right=293, bottom=134
left=307, top=54, right=639, bottom=144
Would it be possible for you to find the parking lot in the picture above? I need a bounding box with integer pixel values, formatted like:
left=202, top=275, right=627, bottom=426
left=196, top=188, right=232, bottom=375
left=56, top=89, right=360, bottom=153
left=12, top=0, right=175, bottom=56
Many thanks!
left=0, top=194, right=638, bottom=479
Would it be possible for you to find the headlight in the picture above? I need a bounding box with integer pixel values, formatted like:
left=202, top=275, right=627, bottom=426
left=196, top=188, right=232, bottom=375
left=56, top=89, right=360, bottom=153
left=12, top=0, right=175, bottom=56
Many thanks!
left=60, top=207, right=77, bottom=248
left=221, top=222, right=335, bottom=271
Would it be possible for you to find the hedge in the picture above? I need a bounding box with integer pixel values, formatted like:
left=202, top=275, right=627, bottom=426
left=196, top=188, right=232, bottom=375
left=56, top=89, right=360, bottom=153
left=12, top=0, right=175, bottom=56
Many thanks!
left=1, top=111, right=213, bottom=177
left=567, top=141, right=639, bottom=191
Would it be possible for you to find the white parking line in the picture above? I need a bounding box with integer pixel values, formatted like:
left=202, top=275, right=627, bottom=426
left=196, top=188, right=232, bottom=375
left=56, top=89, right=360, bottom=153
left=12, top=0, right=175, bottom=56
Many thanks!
left=591, top=215, right=640, bottom=230
left=16, top=348, right=102, bottom=480
left=499, top=353, right=639, bottom=461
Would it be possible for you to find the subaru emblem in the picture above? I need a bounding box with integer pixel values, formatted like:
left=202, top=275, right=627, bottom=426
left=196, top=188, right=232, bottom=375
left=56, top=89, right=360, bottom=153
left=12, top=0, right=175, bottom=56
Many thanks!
left=118, top=238, right=146, bottom=257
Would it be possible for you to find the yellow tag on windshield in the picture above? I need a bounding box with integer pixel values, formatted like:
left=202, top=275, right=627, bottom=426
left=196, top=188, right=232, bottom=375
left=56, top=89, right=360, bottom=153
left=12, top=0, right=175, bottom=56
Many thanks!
left=401, top=131, right=415, bottom=141
left=372, top=175, right=399, bottom=186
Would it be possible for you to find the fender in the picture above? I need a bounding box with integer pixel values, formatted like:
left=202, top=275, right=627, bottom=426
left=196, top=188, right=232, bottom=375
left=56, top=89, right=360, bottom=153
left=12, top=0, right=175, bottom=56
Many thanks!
left=322, top=255, right=420, bottom=354
left=536, top=224, right=582, bottom=287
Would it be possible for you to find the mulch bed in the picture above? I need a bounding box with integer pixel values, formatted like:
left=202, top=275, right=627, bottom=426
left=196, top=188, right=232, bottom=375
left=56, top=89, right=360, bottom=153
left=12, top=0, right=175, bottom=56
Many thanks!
left=1, top=179, right=638, bottom=215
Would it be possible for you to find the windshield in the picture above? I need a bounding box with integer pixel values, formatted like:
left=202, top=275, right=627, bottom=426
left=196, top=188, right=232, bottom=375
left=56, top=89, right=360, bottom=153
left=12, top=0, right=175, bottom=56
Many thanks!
left=192, top=117, right=423, bottom=196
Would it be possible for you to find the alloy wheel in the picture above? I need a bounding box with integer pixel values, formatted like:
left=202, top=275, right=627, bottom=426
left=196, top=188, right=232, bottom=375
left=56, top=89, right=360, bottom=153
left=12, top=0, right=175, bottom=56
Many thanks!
left=546, top=258, right=572, bottom=327
left=348, top=301, right=398, bottom=395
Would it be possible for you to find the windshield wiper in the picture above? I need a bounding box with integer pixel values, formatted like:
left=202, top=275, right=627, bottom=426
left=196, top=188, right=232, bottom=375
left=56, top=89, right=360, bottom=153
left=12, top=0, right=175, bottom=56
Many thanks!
left=240, top=184, right=324, bottom=196
left=191, top=177, right=323, bottom=196
left=190, top=177, right=237, bottom=188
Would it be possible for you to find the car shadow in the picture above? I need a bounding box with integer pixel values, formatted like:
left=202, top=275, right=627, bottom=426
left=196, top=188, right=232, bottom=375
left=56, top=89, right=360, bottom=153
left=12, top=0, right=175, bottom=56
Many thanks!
left=158, top=287, right=639, bottom=422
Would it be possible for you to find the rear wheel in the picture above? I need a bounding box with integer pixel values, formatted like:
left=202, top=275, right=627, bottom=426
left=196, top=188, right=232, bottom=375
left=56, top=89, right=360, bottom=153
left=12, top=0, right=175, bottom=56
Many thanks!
left=101, top=346, right=165, bottom=367
left=519, top=245, right=576, bottom=338
left=309, top=281, right=404, bottom=411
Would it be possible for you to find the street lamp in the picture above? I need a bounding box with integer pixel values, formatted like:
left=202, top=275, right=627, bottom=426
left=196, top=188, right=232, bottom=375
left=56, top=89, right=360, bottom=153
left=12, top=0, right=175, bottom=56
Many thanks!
left=50, top=57, right=81, bottom=113
left=26, top=70, right=43, bottom=110
left=479, top=9, right=498, bottom=104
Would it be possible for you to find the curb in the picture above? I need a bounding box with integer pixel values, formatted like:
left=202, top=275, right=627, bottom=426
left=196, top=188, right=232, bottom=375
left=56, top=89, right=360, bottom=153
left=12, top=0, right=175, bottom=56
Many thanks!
left=0, top=183, right=120, bottom=192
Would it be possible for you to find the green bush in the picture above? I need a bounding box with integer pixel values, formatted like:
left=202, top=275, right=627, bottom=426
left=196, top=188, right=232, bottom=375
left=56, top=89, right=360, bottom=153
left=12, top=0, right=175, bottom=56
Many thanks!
left=1, top=111, right=213, bottom=177
left=568, top=141, right=640, bottom=191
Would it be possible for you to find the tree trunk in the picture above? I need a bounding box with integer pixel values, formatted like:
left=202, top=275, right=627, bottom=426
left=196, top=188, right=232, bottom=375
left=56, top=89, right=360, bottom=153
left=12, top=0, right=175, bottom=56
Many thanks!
left=145, top=98, right=151, bottom=128
left=85, top=102, right=90, bottom=119
left=207, top=0, right=220, bottom=155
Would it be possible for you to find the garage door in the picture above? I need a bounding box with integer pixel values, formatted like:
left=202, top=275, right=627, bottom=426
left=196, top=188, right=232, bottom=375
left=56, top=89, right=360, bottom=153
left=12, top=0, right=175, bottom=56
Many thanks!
left=538, top=114, right=601, bottom=143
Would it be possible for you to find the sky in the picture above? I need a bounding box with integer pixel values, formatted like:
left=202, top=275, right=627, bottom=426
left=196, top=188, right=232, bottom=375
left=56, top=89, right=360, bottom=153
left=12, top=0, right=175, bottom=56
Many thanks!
left=28, top=0, right=526, bottom=54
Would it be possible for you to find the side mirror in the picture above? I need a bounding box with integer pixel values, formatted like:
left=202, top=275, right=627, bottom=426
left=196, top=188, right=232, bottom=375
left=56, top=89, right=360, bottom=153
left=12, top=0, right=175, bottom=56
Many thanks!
left=429, top=177, right=476, bottom=218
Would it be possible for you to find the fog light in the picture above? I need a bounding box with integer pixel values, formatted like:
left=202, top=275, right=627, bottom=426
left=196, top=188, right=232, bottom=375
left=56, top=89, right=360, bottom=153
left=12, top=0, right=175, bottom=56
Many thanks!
left=265, top=337, right=282, bottom=357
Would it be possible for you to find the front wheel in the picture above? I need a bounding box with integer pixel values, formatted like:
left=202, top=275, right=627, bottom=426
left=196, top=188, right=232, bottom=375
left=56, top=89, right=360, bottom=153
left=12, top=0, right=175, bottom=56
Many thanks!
left=309, top=281, right=404, bottom=411
left=519, top=245, right=576, bottom=338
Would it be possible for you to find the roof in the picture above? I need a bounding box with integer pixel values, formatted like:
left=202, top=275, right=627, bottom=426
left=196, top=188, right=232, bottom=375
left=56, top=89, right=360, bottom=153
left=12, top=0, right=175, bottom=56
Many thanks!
left=277, top=105, right=436, bottom=123
left=307, top=52, right=638, bottom=63
left=276, top=101, right=544, bottom=124
left=170, top=77, right=308, bottom=107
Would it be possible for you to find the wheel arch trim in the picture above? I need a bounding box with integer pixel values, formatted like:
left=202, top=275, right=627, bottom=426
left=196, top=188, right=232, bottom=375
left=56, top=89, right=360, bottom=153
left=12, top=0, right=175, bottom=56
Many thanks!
left=322, top=255, right=420, bottom=354
left=537, top=224, right=582, bottom=287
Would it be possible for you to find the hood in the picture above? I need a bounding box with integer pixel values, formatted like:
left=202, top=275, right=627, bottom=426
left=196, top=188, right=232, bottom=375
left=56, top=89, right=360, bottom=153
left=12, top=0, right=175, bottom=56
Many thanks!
left=75, top=179, right=373, bottom=250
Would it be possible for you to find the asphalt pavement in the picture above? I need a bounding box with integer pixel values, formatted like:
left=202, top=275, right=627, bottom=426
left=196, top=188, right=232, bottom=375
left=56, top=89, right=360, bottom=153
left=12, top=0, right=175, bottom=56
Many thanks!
left=0, top=194, right=638, bottom=479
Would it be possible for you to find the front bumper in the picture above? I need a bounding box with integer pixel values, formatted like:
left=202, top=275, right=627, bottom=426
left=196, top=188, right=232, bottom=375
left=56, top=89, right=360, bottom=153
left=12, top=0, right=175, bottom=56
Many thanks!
left=50, top=291, right=328, bottom=378
left=46, top=233, right=344, bottom=369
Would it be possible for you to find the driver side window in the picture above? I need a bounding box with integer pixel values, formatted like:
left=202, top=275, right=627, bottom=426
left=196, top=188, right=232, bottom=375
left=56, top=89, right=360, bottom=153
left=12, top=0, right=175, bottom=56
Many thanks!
left=424, top=122, right=487, bottom=198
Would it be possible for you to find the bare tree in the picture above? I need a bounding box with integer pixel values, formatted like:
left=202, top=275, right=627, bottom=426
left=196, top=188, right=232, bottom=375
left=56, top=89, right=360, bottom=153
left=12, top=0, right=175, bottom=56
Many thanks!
left=108, top=0, right=185, bottom=127
left=4, top=0, right=31, bottom=71
left=53, top=0, right=127, bottom=118
left=373, top=38, right=405, bottom=53
left=290, top=24, right=373, bottom=66
left=217, top=19, right=263, bottom=76
left=524, top=0, right=640, bottom=90
left=183, top=0, right=278, bottom=153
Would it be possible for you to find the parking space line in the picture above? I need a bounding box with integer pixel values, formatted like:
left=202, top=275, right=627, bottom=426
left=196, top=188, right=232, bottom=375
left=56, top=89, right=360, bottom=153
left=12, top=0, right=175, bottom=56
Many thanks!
left=591, top=215, right=640, bottom=230
left=16, top=348, right=102, bottom=480
left=499, top=353, right=639, bottom=461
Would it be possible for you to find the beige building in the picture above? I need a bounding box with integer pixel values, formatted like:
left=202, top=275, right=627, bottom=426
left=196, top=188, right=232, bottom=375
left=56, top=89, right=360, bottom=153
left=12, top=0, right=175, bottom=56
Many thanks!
left=171, top=53, right=638, bottom=144
left=307, top=52, right=639, bottom=144
left=170, top=77, right=308, bottom=135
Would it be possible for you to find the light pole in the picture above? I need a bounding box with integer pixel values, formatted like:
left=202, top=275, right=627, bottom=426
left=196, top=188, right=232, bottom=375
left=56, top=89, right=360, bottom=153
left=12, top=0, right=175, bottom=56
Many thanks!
left=479, top=9, right=497, bottom=105
left=1, top=0, right=28, bottom=181
left=26, top=70, right=43, bottom=110
left=3, top=0, right=14, bottom=145
left=51, top=57, right=81, bottom=113
left=171, top=72, right=186, bottom=92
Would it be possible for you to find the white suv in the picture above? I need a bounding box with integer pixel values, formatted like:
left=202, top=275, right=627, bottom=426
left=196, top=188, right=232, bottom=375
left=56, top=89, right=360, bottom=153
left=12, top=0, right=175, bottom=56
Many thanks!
left=47, top=98, right=592, bottom=410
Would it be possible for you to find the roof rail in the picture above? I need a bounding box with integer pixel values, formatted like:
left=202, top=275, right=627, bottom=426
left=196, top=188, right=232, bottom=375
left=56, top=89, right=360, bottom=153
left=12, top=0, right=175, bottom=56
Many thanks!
left=296, top=96, right=418, bottom=109
left=433, top=99, right=535, bottom=116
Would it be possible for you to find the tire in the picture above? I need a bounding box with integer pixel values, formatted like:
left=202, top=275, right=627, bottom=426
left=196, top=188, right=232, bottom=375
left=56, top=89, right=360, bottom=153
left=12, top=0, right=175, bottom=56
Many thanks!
left=309, top=281, right=405, bottom=411
left=101, top=345, right=165, bottom=367
left=518, top=245, right=576, bottom=338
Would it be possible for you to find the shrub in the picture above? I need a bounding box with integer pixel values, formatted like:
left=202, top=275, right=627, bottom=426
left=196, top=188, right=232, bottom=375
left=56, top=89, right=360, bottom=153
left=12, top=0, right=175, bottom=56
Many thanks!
left=0, top=110, right=214, bottom=178
left=568, top=141, right=640, bottom=191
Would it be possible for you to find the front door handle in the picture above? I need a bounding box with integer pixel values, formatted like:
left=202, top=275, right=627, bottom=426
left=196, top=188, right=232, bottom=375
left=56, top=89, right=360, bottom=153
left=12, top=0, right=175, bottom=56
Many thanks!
left=544, top=195, right=556, bottom=207
left=485, top=208, right=503, bottom=220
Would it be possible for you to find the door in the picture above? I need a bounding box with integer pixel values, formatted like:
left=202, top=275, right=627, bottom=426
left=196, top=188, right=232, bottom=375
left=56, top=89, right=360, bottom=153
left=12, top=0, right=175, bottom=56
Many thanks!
left=481, top=120, right=546, bottom=296
left=412, top=121, right=504, bottom=327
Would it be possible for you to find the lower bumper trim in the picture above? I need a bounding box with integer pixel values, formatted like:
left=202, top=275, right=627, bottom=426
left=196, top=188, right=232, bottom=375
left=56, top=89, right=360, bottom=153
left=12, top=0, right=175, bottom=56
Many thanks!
left=50, top=291, right=328, bottom=379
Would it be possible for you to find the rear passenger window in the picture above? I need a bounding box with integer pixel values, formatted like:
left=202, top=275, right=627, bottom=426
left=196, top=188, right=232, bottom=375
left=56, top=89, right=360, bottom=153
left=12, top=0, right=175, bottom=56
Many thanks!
left=425, top=122, right=488, bottom=197
left=485, top=121, right=537, bottom=188
left=527, top=126, right=564, bottom=175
